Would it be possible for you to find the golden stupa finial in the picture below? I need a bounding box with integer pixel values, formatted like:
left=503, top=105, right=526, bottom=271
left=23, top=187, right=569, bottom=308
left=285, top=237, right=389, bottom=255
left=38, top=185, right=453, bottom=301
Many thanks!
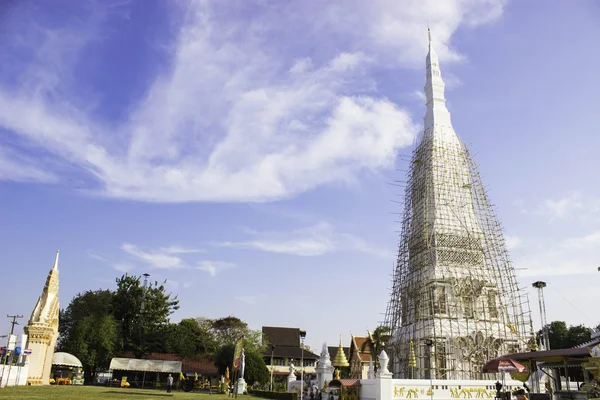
left=332, top=334, right=349, bottom=367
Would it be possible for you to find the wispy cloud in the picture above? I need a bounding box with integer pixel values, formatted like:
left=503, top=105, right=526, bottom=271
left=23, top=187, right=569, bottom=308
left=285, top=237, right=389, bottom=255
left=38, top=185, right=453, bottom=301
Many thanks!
left=121, top=243, right=186, bottom=269
left=113, top=262, right=135, bottom=273
left=526, top=192, right=600, bottom=222
left=514, top=230, right=600, bottom=278
left=213, top=222, right=390, bottom=258
left=0, top=148, right=58, bottom=183
left=505, top=235, right=522, bottom=250
left=0, top=1, right=504, bottom=203
left=196, top=261, right=236, bottom=277
left=117, top=242, right=234, bottom=276
left=159, top=246, right=204, bottom=254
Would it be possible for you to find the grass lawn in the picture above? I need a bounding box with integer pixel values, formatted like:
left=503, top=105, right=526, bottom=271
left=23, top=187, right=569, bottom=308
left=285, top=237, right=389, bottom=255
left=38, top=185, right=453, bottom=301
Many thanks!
left=0, top=385, right=267, bottom=400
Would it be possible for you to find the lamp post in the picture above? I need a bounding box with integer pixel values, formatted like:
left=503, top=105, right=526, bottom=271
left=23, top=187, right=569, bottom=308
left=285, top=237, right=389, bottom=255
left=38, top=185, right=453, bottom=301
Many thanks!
left=300, top=330, right=307, bottom=400
left=423, top=339, right=433, bottom=400
left=270, top=344, right=276, bottom=391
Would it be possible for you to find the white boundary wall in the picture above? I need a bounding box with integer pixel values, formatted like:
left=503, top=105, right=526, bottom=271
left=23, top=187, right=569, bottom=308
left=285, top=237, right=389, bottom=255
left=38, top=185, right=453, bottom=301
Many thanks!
left=0, top=363, right=30, bottom=388
left=360, top=376, right=522, bottom=400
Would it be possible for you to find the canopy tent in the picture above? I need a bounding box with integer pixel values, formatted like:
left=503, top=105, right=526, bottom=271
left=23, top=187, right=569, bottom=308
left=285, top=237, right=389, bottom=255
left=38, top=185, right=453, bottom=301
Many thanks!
left=109, top=358, right=182, bottom=373
left=53, top=352, right=83, bottom=368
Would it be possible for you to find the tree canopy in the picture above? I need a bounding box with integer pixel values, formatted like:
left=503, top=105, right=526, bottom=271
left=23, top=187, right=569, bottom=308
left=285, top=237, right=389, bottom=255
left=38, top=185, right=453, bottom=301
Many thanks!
left=58, top=274, right=180, bottom=383
left=58, top=290, right=119, bottom=383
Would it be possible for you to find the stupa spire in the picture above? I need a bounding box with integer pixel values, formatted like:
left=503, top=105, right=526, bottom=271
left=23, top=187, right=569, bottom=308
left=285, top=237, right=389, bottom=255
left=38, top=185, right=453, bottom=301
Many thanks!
left=52, top=249, right=59, bottom=271
left=332, top=335, right=349, bottom=368
left=384, top=33, right=535, bottom=380
left=423, top=28, right=452, bottom=132
left=25, top=251, right=60, bottom=385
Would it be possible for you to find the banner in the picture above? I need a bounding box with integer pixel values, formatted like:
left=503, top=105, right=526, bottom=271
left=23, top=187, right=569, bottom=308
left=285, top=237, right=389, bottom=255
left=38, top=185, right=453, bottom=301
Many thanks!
left=232, top=337, right=244, bottom=371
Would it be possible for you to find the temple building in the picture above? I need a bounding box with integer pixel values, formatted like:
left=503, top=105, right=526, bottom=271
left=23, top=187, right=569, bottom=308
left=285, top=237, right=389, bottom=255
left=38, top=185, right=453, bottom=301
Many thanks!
left=383, top=31, right=536, bottom=380
left=25, top=250, right=60, bottom=385
left=348, top=335, right=371, bottom=379
left=262, top=326, right=319, bottom=377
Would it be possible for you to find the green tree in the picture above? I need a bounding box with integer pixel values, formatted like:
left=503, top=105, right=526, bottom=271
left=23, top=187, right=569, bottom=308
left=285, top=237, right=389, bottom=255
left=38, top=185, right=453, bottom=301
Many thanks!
left=214, top=344, right=235, bottom=376
left=537, top=321, right=593, bottom=381
left=58, top=290, right=119, bottom=384
left=169, top=318, right=218, bottom=358
left=538, top=321, right=569, bottom=350
left=213, top=343, right=268, bottom=385
left=58, top=289, right=115, bottom=348
left=113, top=274, right=179, bottom=357
left=68, top=314, right=118, bottom=384
left=210, top=316, right=249, bottom=345
left=201, top=316, right=265, bottom=353
left=244, top=350, right=269, bottom=385
left=361, top=326, right=391, bottom=372
left=567, top=324, right=592, bottom=347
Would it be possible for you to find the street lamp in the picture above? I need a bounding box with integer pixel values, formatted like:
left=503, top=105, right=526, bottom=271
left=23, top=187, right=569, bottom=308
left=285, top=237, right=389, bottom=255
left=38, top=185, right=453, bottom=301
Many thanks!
left=423, top=339, right=433, bottom=400
left=270, top=345, right=276, bottom=391
left=300, top=330, right=307, bottom=400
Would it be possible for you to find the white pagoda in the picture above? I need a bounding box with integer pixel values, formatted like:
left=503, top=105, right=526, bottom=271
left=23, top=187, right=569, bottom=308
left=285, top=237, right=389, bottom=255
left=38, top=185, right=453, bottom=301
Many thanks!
left=384, top=31, right=535, bottom=380
left=24, top=250, right=60, bottom=385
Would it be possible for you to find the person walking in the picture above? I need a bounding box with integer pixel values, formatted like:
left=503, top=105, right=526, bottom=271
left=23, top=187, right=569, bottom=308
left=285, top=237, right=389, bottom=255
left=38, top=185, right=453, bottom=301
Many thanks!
left=167, top=374, right=174, bottom=393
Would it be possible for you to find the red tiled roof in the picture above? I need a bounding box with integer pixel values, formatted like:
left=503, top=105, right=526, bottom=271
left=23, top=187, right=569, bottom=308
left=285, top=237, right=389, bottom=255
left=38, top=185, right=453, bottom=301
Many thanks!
left=350, top=336, right=371, bottom=362
left=330, top=379, right=362, bottom=387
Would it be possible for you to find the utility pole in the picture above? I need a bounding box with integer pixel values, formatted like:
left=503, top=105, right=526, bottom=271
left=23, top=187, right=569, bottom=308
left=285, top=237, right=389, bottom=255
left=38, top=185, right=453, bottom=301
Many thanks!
left=7, top=315, right=23, bottom=335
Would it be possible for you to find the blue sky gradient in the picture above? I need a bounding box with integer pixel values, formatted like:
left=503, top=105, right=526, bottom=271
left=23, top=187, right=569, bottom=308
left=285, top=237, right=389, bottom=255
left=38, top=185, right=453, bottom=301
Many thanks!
left=1, top=0, right=600, bottom=349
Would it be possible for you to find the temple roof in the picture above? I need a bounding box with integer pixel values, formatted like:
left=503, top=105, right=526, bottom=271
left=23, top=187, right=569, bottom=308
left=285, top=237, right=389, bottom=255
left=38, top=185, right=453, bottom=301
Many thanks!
left=349, top=336, right=371, bottom=363
left=262, top=326, right=319, bottom=360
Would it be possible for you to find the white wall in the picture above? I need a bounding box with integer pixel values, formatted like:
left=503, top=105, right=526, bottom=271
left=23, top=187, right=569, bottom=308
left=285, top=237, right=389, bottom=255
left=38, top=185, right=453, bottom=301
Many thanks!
left=360, top=378, right=523, bottom=400
left=0, top=363, right=30, bottom=388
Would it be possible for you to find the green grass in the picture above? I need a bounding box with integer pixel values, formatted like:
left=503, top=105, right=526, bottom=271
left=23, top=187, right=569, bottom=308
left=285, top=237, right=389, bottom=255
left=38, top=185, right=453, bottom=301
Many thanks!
left=0, top=385, right=268, bottom=400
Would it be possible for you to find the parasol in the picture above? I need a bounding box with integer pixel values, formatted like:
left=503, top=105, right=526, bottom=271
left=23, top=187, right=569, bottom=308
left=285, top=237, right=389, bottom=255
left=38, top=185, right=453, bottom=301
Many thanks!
left=482, top=358, right=528, bottom=374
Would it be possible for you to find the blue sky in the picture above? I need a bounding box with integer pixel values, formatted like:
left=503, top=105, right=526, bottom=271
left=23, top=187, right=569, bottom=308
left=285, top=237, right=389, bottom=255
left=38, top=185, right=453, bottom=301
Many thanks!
left=1, top=0, right=600, bottom=350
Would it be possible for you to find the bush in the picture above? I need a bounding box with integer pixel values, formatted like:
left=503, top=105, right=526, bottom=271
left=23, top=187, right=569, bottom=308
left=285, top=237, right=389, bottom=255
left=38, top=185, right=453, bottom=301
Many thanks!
left=249, top=389, right=298, bottom=400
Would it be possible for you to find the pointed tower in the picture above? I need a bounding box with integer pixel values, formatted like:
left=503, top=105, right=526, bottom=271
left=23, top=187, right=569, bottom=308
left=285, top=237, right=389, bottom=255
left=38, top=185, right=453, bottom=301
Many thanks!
left=24, top=250, right=60, bottom=385
left=332, top=336, right=349, bottom=369
left=384, top=31, right=535, bottom=380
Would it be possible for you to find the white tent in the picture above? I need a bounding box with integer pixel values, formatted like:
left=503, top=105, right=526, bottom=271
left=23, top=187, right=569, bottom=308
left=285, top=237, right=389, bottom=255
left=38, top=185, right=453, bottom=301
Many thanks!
left=53, top=352, right=83, bottom=368
left=109, top=358, right=182, bottom=373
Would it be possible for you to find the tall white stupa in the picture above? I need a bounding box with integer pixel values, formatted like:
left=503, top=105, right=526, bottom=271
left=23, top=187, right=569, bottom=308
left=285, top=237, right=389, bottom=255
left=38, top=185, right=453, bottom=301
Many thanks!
left=384, top=30, right=535, bottom=380
left=24, top=250, right=60, bottom=385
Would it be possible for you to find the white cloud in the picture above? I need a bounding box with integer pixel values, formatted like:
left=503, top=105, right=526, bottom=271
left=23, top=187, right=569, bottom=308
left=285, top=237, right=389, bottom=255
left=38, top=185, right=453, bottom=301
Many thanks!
left=159, top=246, right=204, bottom=254
left=540, top=193, right=585, bottom=219
left=121, top=243, right=185, bottom=269
left=0, top=1, right=504, bottom=203
left=214, top=222, right=390, bottom=257
left=514, top=230, right=600, bottom=277
left=113, top=262, right=135, bottom=273
left=0, top=148, right=58, bottom=183
left=196, top=261, right=236, bottom=277
left=528, top=192, right=600, bottom=222
left=410, top=90, right=427, bottom=103
left=116, top=243, right=234, bottom=276
left=505, top=235, right=522, bottom=250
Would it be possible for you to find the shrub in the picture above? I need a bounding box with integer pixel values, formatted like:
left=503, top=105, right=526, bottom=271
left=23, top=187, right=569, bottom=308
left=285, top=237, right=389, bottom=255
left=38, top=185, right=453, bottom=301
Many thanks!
left=248, top=389, right=298, bottom=400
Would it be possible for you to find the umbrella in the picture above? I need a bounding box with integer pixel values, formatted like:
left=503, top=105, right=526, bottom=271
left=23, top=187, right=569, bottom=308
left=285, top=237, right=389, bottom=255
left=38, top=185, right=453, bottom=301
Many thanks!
left=482, top=358, right=528, bottom=374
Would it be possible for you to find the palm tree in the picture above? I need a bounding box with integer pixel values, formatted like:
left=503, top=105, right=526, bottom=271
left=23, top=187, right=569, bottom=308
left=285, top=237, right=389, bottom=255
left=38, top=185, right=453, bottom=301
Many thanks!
left=361, top=326, right=391, bottom=372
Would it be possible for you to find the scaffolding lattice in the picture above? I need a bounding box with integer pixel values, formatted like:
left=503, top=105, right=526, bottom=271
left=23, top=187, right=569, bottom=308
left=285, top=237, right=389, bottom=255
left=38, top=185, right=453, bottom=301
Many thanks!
left=383, top=36, right=535, bottom=381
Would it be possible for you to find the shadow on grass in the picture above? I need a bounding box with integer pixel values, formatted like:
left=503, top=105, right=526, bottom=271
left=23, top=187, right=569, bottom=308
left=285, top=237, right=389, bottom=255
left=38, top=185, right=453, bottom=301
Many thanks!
left=103, top=391, right=174, bottom=397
